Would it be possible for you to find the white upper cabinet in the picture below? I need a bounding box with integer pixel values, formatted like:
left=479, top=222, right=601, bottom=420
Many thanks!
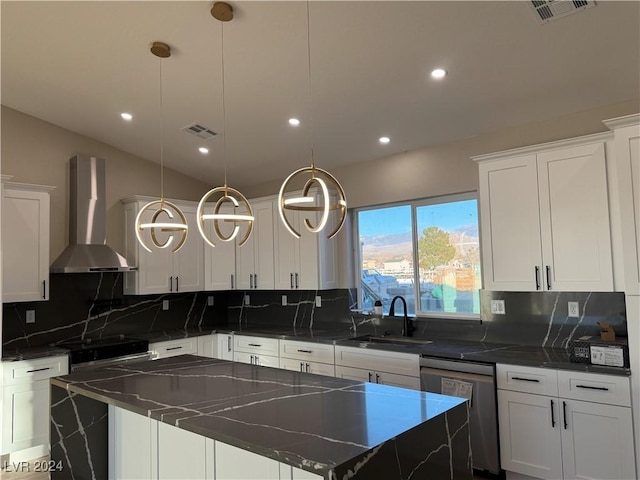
left=476, top=136, right=614, bottom=292
left=121, top=197, right=204, bottom=295
left=235, top=198, right=275, bottom=290
left=274, top=193, right=339, bottom=291
left=2, top=181, right=54, bottom=302
left=203, top=202, right=237, bottom=291
left=605, top=114, right=640, bottom=295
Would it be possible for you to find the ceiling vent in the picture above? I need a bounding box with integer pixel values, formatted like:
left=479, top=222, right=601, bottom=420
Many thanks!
left=182, top=123, right=217, bottom=140
left=529, top=0, right=596, bottom=23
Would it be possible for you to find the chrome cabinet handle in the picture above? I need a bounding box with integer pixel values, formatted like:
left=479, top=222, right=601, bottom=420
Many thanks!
left=43, top=280, right=46, bottom=299
left=375, top=373, right=380, bottom=383
left=169, top=276, right=173, bottom=292
left=290, top=273, right=294, bottom=289
left=368, top=372, right=372, bottom=382
left=255, top=355, right=260, bottom=365
left=254, top=273, right=258, bottom=289
left=166, top=346, right=182, bottom=351
left=305, top=363, right=310, bottom=373
left=562, top=401, right=568, bottom=430
left=300, top=362, right=304, bottom=372
left=249, top=274, right=253, bottom=289
left=230, top=274, right=234, bottom=290
left=227, top=336, right=232, bottom=352
left=546, top=265, right=551, bottom=290
left=297, top=349, right=312, bottom=354
left=250, top=355, right=255, bottom=364
left=535, top=266, right=541, bottom=290
left=550, top=399, right=556, bottom=428
left=295, top=273, right=299, bottom=289
left=176, top=276, right=179, bottom=292
left=248, top=343, right=262, bottom=347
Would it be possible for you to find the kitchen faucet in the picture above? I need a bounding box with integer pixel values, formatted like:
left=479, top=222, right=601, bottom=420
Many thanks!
left=388, top=295, right=414, bottom=337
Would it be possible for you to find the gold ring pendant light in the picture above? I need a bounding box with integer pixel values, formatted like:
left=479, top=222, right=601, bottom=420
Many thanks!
left=135, top=42, right=189, bottom=253
left=277, top=0, right=347, bottom=240
left=197, top=2, right=254, bottom=248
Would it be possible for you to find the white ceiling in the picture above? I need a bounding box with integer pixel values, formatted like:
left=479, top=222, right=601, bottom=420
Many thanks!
left=2, top=1, right=639, bottom=190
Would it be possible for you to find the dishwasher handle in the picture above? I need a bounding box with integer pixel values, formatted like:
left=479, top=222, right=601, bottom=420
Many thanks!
left=420, top=356, right=494, bottom=376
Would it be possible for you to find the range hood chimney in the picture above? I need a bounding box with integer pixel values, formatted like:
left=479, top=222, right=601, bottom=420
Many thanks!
left=50, top=155, right=136, bottom=273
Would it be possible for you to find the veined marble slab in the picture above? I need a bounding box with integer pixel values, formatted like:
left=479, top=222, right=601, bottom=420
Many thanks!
left=50, top=355, right=472, bottom=479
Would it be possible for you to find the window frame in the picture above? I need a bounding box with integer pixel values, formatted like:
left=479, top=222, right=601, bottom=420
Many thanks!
left=353, top=191, right=481, bottom=321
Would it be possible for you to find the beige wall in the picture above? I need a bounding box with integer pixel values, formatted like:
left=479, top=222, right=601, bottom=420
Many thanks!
left=245, top=99, right=640, bottom=207
left=1, top=106, right=212, bottom=261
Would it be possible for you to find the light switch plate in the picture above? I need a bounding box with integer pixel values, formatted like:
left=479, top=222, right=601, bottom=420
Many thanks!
left=207, top=296, right=214, bottom=306
left=26, top=310, right=35, bottom=324
left=315, top=295, right=322, bottom=307
left=490, top=300, right=505, bottom=315
left=568, top=301, right=579, bottom=317
left=281, top=295, right=287, bottom=306
left=162, top=300, right=169, bottom=311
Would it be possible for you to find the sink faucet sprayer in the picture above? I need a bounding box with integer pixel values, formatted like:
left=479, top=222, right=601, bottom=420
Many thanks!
left=388, top=296, right=414, bottom=337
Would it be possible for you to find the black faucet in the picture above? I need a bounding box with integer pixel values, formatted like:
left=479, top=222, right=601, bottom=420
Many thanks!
left=388, top=295, right=414, bottom=337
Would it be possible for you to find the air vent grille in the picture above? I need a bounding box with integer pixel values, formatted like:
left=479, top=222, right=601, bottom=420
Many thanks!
left=529, top=0, right=596, bottom=23
left=182, top=123, right=217, bottom=140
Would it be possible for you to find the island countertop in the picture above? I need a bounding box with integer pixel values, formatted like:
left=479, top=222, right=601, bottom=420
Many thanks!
left=51, top=355, right=471, bottom=479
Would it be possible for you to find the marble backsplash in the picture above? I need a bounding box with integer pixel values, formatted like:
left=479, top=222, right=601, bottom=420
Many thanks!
left=2, top=273, right=627, bottom=353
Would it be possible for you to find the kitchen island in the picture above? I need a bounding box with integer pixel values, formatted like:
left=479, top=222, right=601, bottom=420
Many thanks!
left=50, top=355, right=471, bottom=479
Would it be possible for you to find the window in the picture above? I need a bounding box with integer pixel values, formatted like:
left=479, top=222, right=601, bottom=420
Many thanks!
left=355, top=193, right=481, bottom=318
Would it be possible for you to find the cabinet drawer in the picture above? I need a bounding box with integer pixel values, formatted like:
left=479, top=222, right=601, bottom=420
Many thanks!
left=234, top=335, right=279, bottom=356
left=558, top=370, right=631, bottom=407
left=233, top=351, right=279, bottom=368
left=279, top=358, right=335, bottom=377
left=279, top=340, right=334, bottom=364
left=334, top=346, right=419, bottom=377
left=2, top=355, right=69, bottom=385
left=150, top=338, right=198, bottom=359
left=496, top=364, right=558, bottom=396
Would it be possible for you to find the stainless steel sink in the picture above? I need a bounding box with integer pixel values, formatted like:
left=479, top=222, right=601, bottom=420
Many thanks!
left=350, top=335, right=433, bottom=346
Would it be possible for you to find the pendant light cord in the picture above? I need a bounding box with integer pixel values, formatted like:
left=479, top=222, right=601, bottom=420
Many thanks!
left=159, top=56, right=165, bottom=202
left=221, top=21, right=229, bottom=189
left=305, top=0, right=315, bottom=171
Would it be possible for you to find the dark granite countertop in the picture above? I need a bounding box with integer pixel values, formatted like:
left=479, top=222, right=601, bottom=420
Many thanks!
left=52, top=355, right=467, bottom=477
left=1, top=345, right=70, bottom=362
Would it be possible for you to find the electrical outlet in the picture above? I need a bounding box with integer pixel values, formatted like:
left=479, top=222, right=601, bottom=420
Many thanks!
left=568, top=301, right=579, bottom=317
left=207, top=296, right=214, bottom=306
left=490, top=300, right=505, bottom=315
left=162, top=300, right=169, bottom=311
left=281, top=295, right=287, bottom=306
left=244, top=295, right=250, bottom=305
left=315, top=295, right=322, bottom=307
left=26, top=310, right=35, bottom=324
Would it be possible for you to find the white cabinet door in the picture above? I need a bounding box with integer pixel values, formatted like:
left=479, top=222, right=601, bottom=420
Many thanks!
left=236, top=199, right=275, bottom=290
left=611, top=119, right=640, bottom=294
left=537, top=143, right=613, bottom=291
left=203, top=203, right=237, bottom=291
left=478, top=155, right=542, bottom=291
left=279, top=340, right=335, bottom=364
left=2, top=184, right=52, bottom=302
left=289, top=466, right=323, bottom=480
left=197, top=334, right=217, bottom=358
left=279, top=358, right=335, bottom=377
left=497, top=390, right=563, bottom=480
left=215, top=440, right=280, bottom=479
left=334, top=365, right=419, bottom=390
left=334, top=365, right=371, bottom=383
left=234, top=351, right=279, bottom=368
left=122, top=197, right=202, bottom=295
left=109, top=406, right=156, bottom=480
left=561, top=399, right=636, bottom=480
left=274, top=199, right=302, bottom=290
left=158, top=421, right=213, bottom=480
left=1, top=380, right=50, bottom=454
left=216, top=334, right=234, bottom=360
left=173, top=204, right=204, bottom=293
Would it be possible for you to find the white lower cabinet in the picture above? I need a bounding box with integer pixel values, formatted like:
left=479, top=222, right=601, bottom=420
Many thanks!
left=197, top=334, right=218, bottom=358
left=109, top=406, right=321, bottom=479
left=1, top=355, right=69, bottom=457
left=150, top=337, right=198, bottom=359
left=497, top=364, right=636, bottom=480
left=234, top=350, right=280, bottom=368
left=234, top=335, right=280, bottom=367
left=216, top=333, right=234, bottom=360
left=279, top=340, right=335, bottom=376
left=334, top=345, right=420, bottom=390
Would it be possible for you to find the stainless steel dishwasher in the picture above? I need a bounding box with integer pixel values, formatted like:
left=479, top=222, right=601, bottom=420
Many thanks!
left=420, top=356, right=500, bottom=476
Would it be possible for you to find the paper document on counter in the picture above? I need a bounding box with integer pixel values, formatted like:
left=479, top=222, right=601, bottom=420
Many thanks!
left=442, top=378, right=473, bottom=401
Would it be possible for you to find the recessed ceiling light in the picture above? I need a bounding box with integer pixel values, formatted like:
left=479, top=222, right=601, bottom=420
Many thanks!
left=199, top=147, right=209, bottom=154
left=288, top=118, right=300, bottom=126
left=379, top=136, right=390, bottom=144
left=120, top=112, right=133, bottom=121
left=431, top=68, right=447, bottom=79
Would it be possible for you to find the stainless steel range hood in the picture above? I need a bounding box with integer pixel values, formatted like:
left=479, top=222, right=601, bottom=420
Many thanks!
left=50, top=155, right=136, bottom=273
